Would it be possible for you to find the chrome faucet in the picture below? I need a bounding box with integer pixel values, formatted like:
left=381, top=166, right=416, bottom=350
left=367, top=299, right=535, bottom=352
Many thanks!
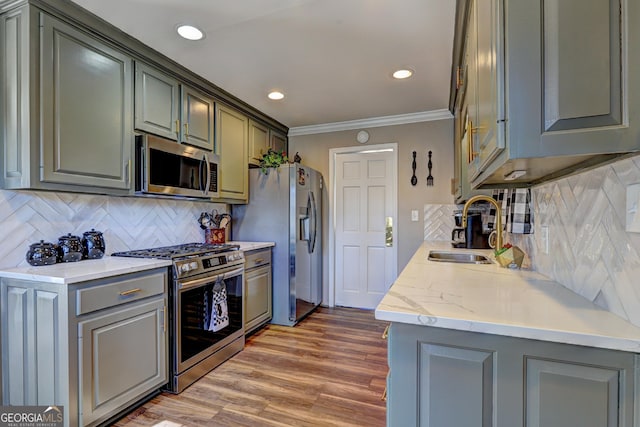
left=462, top=195, right=502, bottom=251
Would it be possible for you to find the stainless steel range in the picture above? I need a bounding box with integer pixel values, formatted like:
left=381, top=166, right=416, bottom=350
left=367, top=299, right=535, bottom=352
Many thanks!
left=113, top=242, right=244, bottom=393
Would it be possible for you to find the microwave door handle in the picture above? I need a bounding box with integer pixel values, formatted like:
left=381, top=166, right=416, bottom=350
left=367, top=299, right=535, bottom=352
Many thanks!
left=200, top=154, right=210, bottom=196
left=205, top=154, right=211, bottom=196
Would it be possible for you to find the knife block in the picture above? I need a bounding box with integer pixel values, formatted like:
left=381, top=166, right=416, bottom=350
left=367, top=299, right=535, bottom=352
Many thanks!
left=205, top=228, right=225, bottom=244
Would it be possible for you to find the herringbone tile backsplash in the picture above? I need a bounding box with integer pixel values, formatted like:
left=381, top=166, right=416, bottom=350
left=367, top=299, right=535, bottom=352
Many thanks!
left=423, top=204, right=457, bottom=241
left=422, top=155, right=640, bottom=328
left=0, top=190, right=226, bottom=269
left=528, top=155, right=640, bottom=328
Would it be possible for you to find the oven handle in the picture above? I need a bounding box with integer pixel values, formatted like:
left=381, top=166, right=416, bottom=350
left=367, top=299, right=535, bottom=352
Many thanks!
left=177, top=265, right=244, bottom=291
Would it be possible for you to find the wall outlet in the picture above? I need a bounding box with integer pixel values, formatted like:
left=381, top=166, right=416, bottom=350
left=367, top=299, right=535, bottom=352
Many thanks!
left=626, top=183, right=640, bottom=232
left=539, top=225, right=549, bottom=254
left=411, top=210, right=419, bottom=222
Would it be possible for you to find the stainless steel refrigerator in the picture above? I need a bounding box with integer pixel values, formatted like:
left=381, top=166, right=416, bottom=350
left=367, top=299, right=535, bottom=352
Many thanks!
left=232, top=164, right=322, bottom=326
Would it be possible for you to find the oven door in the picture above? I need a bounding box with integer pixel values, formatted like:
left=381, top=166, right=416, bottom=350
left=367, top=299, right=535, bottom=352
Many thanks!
left=174, top=264, right=244, bottom=376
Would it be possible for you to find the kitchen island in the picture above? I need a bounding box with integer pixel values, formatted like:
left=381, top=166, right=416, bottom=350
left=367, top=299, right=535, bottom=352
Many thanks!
left=375, top=242, right=640, bottom=427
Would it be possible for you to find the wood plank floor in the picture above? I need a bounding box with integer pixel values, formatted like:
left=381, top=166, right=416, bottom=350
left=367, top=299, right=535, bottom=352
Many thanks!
left=114, top=307, right=388, bottom=427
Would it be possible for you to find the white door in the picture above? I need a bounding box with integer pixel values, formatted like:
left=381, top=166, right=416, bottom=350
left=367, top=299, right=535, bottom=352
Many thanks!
left=333, top=146, right=397, bottom=309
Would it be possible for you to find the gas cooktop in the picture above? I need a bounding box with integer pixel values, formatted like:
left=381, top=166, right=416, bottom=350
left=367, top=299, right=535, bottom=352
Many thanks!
left=112, top=242, right=240, bottom=259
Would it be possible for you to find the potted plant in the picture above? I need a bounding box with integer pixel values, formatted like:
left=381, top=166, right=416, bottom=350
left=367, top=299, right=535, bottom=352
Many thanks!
left=256, top=148, right=289, bottom=173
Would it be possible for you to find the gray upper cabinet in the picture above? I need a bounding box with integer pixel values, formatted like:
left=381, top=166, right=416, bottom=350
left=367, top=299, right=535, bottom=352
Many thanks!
left=181, top=85, right=215, bottom=151
left=451, top=0, right=493, bottom=202
left=466, top=0, right=504, bottom=181
left=1, top=5, right=133, bottom=194
left=216, top=103, right=248, bottom=202
left=134, top=63, right=180, bottom=140
left=451, top=0, right=640, bottom=187
left=269, top=129, right=287, bottom=155
left=40, top=13, right=133, bottom=190
left=134, top=62, right=214, bottom=151
left=248, top=119, right=269, bottom=166
left=2, top=0, right=286, bottom=197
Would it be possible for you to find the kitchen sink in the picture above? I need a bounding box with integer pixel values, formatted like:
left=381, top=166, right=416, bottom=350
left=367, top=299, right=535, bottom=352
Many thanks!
left=428, top=250, right=492, bottom=264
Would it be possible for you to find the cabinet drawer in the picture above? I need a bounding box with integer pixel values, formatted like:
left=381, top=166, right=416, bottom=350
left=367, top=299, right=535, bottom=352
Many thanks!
left=245, top=248, right=271, bottom=269
left=76, top=270, right=167, bottom=315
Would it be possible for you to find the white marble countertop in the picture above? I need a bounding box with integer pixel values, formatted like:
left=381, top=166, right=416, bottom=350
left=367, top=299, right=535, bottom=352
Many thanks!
left=375, top=242, right=640, bottom=352
left=0, top=242, right=275, bottom=285
left=230, top=241, right=275, bottom=251
left=0, top=256, right=171, bottom=285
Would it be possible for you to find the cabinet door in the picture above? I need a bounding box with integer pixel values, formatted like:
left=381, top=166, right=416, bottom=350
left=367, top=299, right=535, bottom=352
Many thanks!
left=388, top=324, right=495, bottom=427
left=2, top=284, right=67, bottom=407
left=525, top=358, right=621, bottom=427
left=465, top=0, right=479, bottom=171
left=216, top=104, right=248, bottom=201
left=468, top=0, right=504, bottom=180
left=181, top=85, right=214, bottom=151
left=388, top=323, right=637, bottom=427
left=134, top=62, right=180, bottom=141
left=1, top=5, right=33, bottom=190
left=40, top=14, right=132, bottom=190
left=513, top=0, right=625, bottom=150
left=79, top=298, right=166, bottom=426
left=269, top=130, right=287, bottom=154
left=244, top=265, right=272, bottom=333
left=248, top=120, right=269, bottom=166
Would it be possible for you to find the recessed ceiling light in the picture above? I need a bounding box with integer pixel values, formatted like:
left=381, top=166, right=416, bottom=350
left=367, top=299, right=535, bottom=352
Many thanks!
left=268, top=91, right=285, bottom=100
left=177, top=25, right=204, bottom=41
left=392, top=69, right=414, bottom=79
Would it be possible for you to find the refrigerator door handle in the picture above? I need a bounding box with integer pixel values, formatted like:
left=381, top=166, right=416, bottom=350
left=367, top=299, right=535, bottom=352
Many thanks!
left=309, top=191, right=317, bottom=253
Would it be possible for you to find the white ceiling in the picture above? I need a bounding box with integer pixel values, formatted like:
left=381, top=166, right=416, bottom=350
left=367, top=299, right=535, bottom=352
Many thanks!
left=70, top=0, right=456, bottom=131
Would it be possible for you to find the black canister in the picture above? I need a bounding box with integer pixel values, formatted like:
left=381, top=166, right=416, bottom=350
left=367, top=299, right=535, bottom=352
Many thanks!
left=82, top=229, right=106, bottom=259
left=26, top=240, right=58, bottom=266
left=57, top=233, right=83, bottom=262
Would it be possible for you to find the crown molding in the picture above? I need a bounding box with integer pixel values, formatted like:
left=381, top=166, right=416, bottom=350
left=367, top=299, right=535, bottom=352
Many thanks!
left=287, top=109, right=453, bottom=137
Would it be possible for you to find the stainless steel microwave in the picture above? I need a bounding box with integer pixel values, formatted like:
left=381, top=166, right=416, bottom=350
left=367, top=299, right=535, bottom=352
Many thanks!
left=136, top=134, right=219, bottom=199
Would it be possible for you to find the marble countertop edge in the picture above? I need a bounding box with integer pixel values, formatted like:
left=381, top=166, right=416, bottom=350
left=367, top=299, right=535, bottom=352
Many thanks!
left=0, top=257, right=172, bottom=285
left=374, top=307, right=640, bottom=352
left=375, top=241, right=640, bottom=353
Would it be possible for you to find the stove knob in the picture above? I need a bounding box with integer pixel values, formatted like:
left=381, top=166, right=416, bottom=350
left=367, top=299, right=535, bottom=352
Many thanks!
left=189, top=261, right=198, bottom=270
left=179, top=263, right=190, bottom=274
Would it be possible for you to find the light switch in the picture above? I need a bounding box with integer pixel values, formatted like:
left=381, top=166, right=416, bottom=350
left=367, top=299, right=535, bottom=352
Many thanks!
left=411, top=210, right=419, bottom=222
left=626, top=183, right=640, bottom=232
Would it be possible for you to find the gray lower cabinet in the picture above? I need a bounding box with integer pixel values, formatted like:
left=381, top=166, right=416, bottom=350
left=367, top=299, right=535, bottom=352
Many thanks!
left=1, top=5, right=133, bottom=193
left=244, top=248, right=272, bottom=333
left=1, top=268, right=168, bottom=427
left=388, top=323, right=637, bottom=427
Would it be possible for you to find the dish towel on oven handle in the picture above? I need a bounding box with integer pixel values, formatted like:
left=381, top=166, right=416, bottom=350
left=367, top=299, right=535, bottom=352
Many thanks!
left=203, top=278, right=230, bottom=332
